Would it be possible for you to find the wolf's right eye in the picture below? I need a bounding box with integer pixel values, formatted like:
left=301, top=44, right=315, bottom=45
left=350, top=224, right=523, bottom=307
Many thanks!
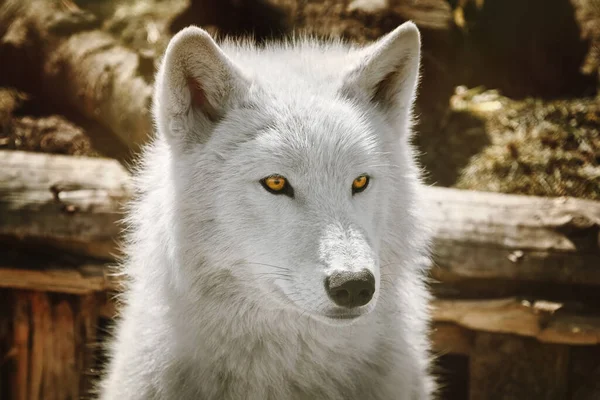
left=260, top=175, right=294, bottom=197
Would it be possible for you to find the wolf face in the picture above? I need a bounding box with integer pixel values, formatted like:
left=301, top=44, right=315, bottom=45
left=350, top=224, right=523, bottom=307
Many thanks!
left=153, top=23, right=421, bottom=324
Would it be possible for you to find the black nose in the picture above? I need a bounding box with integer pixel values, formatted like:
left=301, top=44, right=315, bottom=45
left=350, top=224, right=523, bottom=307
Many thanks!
left=324, top=269, right=375, bottom=308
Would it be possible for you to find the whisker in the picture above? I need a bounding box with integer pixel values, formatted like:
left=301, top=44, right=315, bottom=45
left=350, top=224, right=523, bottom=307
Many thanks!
left=255, top=272, right=293, bottom=279
left=243, top=262, right=293, bottom=272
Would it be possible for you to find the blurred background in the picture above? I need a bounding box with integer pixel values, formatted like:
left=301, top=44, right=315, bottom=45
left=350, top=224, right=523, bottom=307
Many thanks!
left=0, top=0, right=599, bottom=399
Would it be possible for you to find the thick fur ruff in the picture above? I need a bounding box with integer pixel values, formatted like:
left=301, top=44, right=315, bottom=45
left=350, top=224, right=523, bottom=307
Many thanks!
left=98, top=21, right=436, bottom=400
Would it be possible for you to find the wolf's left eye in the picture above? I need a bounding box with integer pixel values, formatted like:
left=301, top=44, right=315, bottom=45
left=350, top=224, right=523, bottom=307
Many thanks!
left=260, top=175, right=294, bottom=197
left=352, top=174, right=370, bottom=194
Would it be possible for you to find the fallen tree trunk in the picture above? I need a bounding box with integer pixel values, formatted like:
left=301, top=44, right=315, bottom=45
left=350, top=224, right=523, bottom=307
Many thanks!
left=424, top=186, right=600, bottom=286
left=0, top=0, right=153, bottom=158
left=0, top=264, right=115, bottom=295
left=2, top=150, right=599, bottom=283
left=0, top=150, right=131, bottom=260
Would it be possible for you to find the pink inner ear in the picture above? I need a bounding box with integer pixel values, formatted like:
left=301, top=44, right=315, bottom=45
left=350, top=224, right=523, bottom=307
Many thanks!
left=186, top=76, right=220, bottom=122
left=187, top=77, right=207, bottom=108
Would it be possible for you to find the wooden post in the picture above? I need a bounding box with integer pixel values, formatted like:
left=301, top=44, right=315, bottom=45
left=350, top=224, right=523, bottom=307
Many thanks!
left=76, top=293, right=101, bottom=397
left=0, top=290, right=12, bottom=399
left=29, top=292, right=50, bottom=400
left=11, top=292, right=30, bottom=400
left=569, top=346, right=600, bottom=399
left=469, top=332, right=570, bottom=400
left=1, top=290, right=102, bottom=400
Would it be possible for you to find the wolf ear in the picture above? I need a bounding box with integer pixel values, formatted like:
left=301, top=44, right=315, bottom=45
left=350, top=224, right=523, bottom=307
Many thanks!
left=154, top=26, right=250, bottom=146
left=340, top=22, right=421, bottom=126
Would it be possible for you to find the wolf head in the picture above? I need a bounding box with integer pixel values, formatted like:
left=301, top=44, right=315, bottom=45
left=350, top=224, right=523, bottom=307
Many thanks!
left=152, top=23, right=422, bottom=325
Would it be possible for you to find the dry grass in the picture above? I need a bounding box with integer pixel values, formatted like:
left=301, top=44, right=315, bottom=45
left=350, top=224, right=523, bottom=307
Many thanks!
left=451, top=87, right=600, bottom=199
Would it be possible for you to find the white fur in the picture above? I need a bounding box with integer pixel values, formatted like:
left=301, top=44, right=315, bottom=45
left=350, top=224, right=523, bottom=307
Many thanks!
left=98, top=22, right=435, bottom=400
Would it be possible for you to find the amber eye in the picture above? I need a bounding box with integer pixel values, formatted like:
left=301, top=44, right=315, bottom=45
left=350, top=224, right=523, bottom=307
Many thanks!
left=265, top=176, right=286, bottom=191
left=260, top=175, right=294, bottom=197
left=352, top=175, right=370, bottom=194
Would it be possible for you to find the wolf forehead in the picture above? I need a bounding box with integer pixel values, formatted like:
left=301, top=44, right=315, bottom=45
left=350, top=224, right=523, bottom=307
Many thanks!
left=214, top=97, right=385, bottom=171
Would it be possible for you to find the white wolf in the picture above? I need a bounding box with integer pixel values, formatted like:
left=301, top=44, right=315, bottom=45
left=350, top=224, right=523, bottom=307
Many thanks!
left=98, top=21, right=435, bottom=400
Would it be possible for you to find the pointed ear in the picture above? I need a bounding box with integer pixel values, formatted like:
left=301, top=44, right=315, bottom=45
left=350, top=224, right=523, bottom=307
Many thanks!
left=153, top=26, right=250, bottom=147
left=339, top=22, right=421, bottom=126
